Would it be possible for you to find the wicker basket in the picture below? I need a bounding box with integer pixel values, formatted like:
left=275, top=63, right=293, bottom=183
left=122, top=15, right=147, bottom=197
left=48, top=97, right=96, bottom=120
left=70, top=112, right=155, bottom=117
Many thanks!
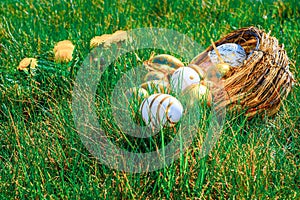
left=190, top=26, right=295, bottom=118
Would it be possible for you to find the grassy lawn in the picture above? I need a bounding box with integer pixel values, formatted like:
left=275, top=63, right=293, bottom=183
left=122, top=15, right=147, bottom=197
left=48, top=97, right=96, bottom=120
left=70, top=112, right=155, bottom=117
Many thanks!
left=1, top=0, right=299, bottom=199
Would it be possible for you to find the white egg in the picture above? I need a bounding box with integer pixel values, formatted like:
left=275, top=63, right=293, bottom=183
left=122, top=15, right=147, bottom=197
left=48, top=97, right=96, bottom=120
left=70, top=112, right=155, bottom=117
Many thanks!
left=187, top=64, right=205, bottom=80
left=208, top=43, right=247, bottom=67
left=170, top=67, right=200, bottom=93
left=140, top=93, right=184, bottom=129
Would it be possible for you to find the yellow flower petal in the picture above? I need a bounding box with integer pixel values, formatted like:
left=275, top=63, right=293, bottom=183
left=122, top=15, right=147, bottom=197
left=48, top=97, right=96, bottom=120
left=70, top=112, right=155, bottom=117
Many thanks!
left=90, top=30, right=131, bottom=48
left=104, top=30, right=129, bottom=47
left=90, top=34, right=112, bottom=48
left=53, top=40, right=75, bottom=62
left=18, top=58, right=38, bottom=71
left=53, top=40, right=75, bottom=53
left=54, top=49, right=73, bottom=62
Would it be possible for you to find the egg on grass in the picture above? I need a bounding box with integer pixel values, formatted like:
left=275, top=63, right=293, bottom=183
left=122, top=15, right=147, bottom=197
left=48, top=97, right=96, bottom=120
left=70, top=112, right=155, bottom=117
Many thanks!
left=140, top=93, right=184, bottom=129
left=170, top=67, right=200, bottom=94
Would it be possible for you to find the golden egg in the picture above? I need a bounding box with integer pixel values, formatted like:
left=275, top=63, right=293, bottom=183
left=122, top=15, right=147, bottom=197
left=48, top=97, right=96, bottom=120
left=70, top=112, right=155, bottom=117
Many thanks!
left=150, top=54, right=184, bottom=69
left=216, top=63, right=231, bottom=76
left=182, top=83, right=212, bottom=107
left=144, top=71, right=168, bottom=82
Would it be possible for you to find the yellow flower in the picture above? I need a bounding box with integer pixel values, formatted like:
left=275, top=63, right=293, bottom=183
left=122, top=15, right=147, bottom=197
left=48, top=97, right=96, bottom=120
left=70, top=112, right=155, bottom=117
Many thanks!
left=18, top=58, right=38, bottom=71
left=54, top=50, right=73, bottom=63
left=53, top=40, right=75, bottom=62
left=90, top=30, right=131, bottom=48
left=90, top=34, right=112, bottom=48
left=104, top=30, right=129, bottom=47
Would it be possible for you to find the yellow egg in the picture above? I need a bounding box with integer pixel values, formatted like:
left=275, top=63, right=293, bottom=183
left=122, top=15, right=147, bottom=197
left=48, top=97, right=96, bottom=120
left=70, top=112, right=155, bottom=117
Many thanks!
left=216, top=63, right=231, bottom=76
left=182, top=83, right=212, bottom=107
left=150, top=54, right=184, bottom=69
left=144, top=71, right=168, bottom=82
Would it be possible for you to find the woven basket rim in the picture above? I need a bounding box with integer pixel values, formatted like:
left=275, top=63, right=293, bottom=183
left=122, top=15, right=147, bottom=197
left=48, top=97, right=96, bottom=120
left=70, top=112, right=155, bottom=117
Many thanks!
left=189, top=26, right=295, bottom=118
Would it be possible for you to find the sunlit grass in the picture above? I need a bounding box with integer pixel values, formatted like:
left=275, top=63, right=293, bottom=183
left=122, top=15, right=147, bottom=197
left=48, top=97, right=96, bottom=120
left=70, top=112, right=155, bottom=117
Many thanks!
left=0, top=0, right=299, bottom=198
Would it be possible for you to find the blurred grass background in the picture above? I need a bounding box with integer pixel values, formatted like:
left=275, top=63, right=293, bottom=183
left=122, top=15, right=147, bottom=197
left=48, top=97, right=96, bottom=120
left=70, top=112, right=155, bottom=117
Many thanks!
left=0, top=0, right=299, bottom=199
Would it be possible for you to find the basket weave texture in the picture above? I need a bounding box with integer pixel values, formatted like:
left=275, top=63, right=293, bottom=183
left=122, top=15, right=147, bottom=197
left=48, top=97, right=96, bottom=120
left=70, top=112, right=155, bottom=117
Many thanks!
left=190, top=26, right=294, bottom=117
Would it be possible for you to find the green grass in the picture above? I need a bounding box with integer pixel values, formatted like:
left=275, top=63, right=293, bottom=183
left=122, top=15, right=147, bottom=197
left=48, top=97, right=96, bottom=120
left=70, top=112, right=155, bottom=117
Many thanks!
left=1, top=0, right=299, bottom=199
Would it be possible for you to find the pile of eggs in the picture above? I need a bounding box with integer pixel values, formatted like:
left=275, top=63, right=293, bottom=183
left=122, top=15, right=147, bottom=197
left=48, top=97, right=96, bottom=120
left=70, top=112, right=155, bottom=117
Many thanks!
left=126, top=43, right=247, bottom=130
